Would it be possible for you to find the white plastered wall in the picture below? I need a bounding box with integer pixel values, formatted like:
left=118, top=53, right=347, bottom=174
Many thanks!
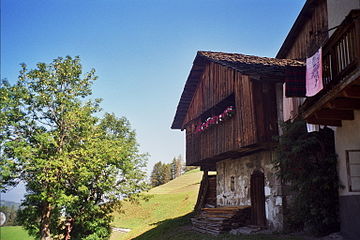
left=335, top=110, right=360, bottom=196
left=327, top=0, right=360, bottom=36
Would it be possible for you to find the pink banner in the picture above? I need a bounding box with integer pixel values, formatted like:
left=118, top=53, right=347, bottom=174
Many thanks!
left=306, top=48, right=323, bottom=97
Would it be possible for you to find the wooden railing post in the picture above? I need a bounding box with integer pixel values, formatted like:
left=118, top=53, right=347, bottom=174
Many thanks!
left=355, top=16, right=360, bottom=68
left=322, top=10, right=359, bottom=89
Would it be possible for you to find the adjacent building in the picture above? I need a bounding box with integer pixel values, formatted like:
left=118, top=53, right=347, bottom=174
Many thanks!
left=277, top=1, right=360, bottom=239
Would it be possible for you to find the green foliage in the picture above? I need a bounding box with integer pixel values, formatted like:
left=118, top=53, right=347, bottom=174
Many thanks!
left=1, top=56, right=148, bottom=240
left=150, top=155, right=184, bottom=188
left=274, top=120, right=340, bottom=236
left=150, top=162, right=171, bottom=187
left=0, top=205, right=18, bottom=226
left=170, top=155, right=184, bottom=180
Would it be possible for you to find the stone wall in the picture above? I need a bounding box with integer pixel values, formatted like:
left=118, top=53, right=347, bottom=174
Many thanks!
left=216, top=150, right=284, bottom=231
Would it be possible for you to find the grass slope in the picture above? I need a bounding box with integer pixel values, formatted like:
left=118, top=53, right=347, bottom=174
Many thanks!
left=0, top=226, right=33, bottom=240
left=111, top=169, right=202, bottom=240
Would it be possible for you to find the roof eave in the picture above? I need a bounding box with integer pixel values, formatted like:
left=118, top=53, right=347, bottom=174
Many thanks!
left=171, top=53, right=208, bottom=130
left=276, top=0, right=315, bottom=59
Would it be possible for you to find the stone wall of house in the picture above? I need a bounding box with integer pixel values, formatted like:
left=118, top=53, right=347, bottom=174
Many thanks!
left=216, top=150, right=284, bottom=231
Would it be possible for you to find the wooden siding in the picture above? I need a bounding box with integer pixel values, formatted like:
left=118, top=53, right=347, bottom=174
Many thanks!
left=278, top=0, right=328, bottom=60
left=184, top=63, right=278, bottom=166
left=301, top=10, right=360, bottom=126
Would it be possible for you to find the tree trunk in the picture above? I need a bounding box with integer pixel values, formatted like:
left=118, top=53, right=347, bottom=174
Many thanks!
left=40, top=203, right=52, bottom=240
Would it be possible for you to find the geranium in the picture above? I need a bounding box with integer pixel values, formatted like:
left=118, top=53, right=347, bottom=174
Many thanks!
left=196, top=106, right=235, bottom=133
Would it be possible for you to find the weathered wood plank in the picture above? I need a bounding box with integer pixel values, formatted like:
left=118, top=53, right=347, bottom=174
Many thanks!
left=184, top=63, right=277, bottom=166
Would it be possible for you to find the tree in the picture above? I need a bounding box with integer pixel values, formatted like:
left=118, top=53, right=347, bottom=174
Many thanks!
left=0, top=205, right=18, bottom=226
left=65, top=113, right=148, bottom=240
left=170, top=155, right=183, bottom=180
left=150, top=162, right=171, bottom=187
left=150, top=162, right=163, bottom=187
left=1, top=56, right=148, bottom=240
left=162, top=163, right=171, bottom=184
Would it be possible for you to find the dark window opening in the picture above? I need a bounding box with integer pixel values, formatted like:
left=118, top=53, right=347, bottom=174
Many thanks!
left=200, top=93, right=235, bottom=122
left=230, top=176, right=235, bottom=192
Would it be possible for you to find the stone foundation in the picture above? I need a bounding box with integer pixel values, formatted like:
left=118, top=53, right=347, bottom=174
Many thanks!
left=216, top=150, right=284, bottom=231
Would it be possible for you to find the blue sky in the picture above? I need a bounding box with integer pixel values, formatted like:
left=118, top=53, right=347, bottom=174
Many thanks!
left=1, top=0, right=305, bottom=202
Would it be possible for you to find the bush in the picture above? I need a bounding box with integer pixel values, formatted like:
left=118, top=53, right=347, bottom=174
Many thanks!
left=274, top=120, right=340, bottom=236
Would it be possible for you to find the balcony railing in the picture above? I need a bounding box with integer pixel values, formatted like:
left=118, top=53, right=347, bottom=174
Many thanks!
left=322, top=10, right=360, bottom=88
left=185, top=115, right=238, bottom=166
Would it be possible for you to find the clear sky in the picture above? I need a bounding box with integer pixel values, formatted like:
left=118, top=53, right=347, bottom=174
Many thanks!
left=1, top=0, right=305, bottom=202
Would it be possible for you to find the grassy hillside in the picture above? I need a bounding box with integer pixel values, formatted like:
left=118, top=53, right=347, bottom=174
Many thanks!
left=110, top=169, right=202, bottom=240
left=0, top=226, right=33, bottom=240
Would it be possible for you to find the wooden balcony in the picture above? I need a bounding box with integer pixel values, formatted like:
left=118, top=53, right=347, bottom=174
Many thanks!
left=185, top=124, right=265, bottom=170
left=185, top=114, right=273, bottom=169
left=301, top=10, right=360, bottom=126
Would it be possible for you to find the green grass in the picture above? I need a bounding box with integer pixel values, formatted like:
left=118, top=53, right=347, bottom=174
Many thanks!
left=148, top=168, right=202, bottom=194
left=111, top=169, right=202, bottom=240
left=0, top=226, right=34, bottom=240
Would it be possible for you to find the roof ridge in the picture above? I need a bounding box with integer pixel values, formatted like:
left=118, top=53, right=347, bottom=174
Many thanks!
left=197, top=50, right=305, bottom=66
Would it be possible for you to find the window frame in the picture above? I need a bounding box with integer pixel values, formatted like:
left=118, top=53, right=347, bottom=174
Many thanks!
left=346, top=149, right=360, bottom=192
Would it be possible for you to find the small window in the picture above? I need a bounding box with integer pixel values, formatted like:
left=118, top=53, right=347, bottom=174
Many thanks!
left=230, top=176, right=235, bottom=192
left=346, top=150, right=360, bottom=192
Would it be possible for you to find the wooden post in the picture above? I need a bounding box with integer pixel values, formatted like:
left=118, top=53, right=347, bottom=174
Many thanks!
left=194, top=170, right=209, bottom=215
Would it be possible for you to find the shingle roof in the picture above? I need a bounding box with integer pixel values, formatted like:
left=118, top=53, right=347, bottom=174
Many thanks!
left=171, top=51, right=305, bottom=129
left=198, top=51, right=304, bottom=79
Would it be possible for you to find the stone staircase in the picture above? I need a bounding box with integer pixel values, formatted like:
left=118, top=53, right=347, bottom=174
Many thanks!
left=191, top=206, right=251, bottom=235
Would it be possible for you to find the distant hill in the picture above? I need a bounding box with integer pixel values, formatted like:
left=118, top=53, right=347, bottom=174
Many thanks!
left=0, top=200, right=21, bottom=210
left=111, top=169, right=202, bottom=240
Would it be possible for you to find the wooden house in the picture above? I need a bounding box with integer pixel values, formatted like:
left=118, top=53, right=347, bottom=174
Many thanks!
left=171, top=51, right=304, bottom=232
left=277, top=0, right=360, bottom=239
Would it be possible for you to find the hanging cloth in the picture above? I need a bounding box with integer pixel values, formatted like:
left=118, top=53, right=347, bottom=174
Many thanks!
left=284, top=65, right=306, bottom=97
left=306, top=48, right=323, bottom=97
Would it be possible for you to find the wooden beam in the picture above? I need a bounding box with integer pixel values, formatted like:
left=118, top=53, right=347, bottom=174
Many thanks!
left=307, top=116, right=342, bottom=126
left=315, top=109, right=354, bottom=120
left=301, top=71, right=360, bottom=119
left=343, top=86, right=360, bottom=98
left=354, top=78, right=360, bottom=85
left=329, top=98, right=360, bottom=109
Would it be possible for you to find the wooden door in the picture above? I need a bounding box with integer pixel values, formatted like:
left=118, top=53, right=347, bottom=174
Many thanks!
left=206, top=175, right=217, bottom=207
left=250, top=170, right=266, bottom=226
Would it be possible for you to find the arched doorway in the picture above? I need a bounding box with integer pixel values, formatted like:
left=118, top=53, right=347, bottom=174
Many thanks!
left=250, top=170, right=266, bottom=227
